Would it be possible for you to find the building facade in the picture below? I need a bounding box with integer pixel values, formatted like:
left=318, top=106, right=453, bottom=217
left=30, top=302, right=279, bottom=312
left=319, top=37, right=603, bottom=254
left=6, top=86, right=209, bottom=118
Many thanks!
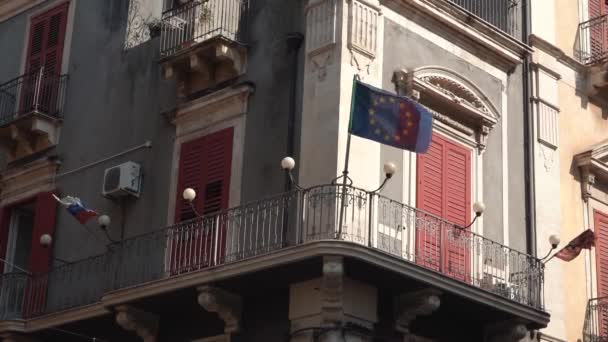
left=0, top=0, right=549, bottom=341
left=527, top=1, right=608, bottom=342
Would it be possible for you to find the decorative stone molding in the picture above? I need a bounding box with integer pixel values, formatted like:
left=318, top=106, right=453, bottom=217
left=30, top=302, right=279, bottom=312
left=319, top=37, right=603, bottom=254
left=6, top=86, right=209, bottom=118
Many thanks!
left=483, top=320, right=528, bottom=342
left=392, top=68, right=499, bottom=137
left=305, top=0, right=337, bottom=81
left=347, top=0, right=380, bottom=76
left=0, top=0, right=43, bottom=23
left=534, top=99, right=559, bottom=149
left=198, top=286, right=242, bottom=333
left=321, top=255, right=344, bottom=324
left=115, top=305, right=159, bottom=342
left=574, top=140, right=608, bottom=202
left=539, top=144, right=555, bottom=172
left=0, top=157, right=59, bottom=206
left=394, top=289, right=441, bottom=334
left=0, top=113, right=62, bottom=161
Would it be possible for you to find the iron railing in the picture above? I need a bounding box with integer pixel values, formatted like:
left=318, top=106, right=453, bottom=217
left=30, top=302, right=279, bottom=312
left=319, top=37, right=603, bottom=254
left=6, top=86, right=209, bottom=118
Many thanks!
left=0, top=69, right=68, bottom=126
left=1, top=185, right=544, bottom=319
left=447, top=0, right=520, bottom=37
left=584, top=296, right=608, bottom=342
left=577, top=14, right=608, bottom=65
left=160, top=0, right=247, bottom=58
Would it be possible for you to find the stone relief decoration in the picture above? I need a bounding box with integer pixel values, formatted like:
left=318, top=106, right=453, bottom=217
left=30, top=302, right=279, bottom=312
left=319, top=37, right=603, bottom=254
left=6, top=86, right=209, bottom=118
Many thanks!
left=305, top=0, right=337, bottom=81
left=536, top=99, right=559, bottom=150
left=539, top=143, right=555, bottom=172
left=393, top=67, right=500, bottom=153
left=348, top=0, right=380, bottom=77
left=124, top=0, right=163, bottom=50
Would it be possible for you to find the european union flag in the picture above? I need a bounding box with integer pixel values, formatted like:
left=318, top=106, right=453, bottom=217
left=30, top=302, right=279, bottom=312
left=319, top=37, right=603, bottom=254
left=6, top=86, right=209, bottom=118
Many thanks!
left=349, top=81, right=433, bottom=153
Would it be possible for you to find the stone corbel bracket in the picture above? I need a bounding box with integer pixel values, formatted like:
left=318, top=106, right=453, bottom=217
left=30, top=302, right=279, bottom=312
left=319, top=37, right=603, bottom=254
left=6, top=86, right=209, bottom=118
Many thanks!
left=198, top=286, right=242, bottom=334
left=321, top=255, right=344, bottom=325
left=484, top=320, right=528, bottom=342
left=574, top=142, right=608, bottom=202
left=394, top=288, right=441, bottom=335
left=115, top=305, right=159, bottom=342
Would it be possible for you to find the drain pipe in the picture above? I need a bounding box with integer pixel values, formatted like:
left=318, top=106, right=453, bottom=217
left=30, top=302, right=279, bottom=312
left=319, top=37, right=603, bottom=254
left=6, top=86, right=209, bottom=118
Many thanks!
left=285, top=32, right=304, bottom=192
left=522, top=0, right=537, bottom=256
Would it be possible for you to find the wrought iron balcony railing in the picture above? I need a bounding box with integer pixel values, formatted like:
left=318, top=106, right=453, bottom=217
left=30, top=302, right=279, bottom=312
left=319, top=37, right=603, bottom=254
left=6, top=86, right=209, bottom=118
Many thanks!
left=447, top=0, right=520, bottom=37
left=0, top=185, right=544, bottom=320
left=577, top=14, right=608, bottom=65
left=0, top=69, right=68, bottom=126
left=584, top=296, right=608, bottom=342
left=160, top=0, right=247, bottom=59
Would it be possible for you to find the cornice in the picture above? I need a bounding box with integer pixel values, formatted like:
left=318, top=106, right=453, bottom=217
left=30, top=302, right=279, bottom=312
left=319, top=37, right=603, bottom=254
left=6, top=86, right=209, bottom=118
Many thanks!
left=0, top=0, right=44, bottom=23
left=529, top=34, right=586, bottom=73
left=383, top=0, right=532, bottom=70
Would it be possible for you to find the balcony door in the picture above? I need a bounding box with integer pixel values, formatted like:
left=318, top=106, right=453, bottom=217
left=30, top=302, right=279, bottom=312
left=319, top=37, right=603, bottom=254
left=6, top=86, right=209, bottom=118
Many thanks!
left=588, top=0, right=608, bottom=62
left=169, top=127, right=233, bottom=275
left=416, top=133, right=471, bottom=282
left=20, top=2, right=68, bottom=116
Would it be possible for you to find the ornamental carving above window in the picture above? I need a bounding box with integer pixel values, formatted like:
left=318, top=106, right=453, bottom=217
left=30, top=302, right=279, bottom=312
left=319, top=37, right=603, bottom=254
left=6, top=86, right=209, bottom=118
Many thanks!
left=419, top=75, right=489, bottom=114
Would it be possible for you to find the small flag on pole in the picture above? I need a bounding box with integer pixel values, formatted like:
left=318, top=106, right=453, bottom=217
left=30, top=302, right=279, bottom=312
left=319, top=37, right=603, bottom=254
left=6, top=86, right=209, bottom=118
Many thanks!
left=349, top=80, right=433, bottom=153
left=53, top=195, right=98, bottom=224
left=554, top=229, right=595, bottom=262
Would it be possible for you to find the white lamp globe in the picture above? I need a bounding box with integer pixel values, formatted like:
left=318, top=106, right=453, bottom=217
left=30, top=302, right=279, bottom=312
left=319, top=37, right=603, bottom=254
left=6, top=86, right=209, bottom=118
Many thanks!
left=473, top=201, right=486, bottom=216
left=383, top=162, right=397, bottom=177
left=183, top=188, right=197, bottom=202
left=549, top=234, right=560, bottom=248
left=40, top=234, right=52, bottom=247
left=98, top=214, right=111, bottom=228
left=281, top=157, right=296, bottom=171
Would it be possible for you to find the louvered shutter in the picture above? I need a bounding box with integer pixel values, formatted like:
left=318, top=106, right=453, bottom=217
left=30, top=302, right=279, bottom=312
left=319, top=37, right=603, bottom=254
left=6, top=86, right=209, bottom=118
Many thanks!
left=595, top=210, right=608, bottom=337
left=443, top=140, right=471, bottom=281
left=24, top=192, right=57, bottom=318
left=416, top=134, right=444, bottom=271
left=416, top=133, right=471, bottom=280
left=170, top=128, right=233, bottom=274
left=22, top=3, right=68, bottom=114
left=589, top=0, right=608, bottom=62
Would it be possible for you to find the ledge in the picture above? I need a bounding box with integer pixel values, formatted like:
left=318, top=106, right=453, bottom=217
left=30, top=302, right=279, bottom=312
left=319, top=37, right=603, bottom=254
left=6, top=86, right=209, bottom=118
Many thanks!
left=0, top=0, right=43, bottom=22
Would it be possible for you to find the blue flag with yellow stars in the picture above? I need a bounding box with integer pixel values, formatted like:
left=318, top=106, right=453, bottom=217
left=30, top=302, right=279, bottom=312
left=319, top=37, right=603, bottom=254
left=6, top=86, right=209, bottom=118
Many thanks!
left=349, top=80, right=433, bottom=153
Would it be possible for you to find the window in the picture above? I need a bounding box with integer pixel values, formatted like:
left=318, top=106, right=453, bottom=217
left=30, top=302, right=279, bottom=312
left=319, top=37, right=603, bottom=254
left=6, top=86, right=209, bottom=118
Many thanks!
left=416, top=132, right=471, bottom=280
left=5, top=205, right=34, bottom=273
left=0, top=192, right=57, bottom=275
left=595, top=210, right=608, bottom=297
left=169, top=127, right=233, bottom=274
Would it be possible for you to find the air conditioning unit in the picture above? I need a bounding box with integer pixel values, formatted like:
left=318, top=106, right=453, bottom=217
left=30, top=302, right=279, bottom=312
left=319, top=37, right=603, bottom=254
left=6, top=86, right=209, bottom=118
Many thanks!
left=102, top=161, right=142, bottom=198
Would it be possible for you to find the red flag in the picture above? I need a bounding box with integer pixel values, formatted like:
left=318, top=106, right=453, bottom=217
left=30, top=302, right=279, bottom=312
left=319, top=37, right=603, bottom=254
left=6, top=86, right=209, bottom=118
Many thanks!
left=554, top=229, right=595, bottom=261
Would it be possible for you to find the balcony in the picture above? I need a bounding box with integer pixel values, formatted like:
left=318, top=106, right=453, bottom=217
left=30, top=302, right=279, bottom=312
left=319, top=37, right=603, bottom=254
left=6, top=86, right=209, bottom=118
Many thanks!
left=447, top=0, right=520, bottom=38
left=159, top=0, right=248, bottom=99
left=584, top=296, right=608, bottom=342
left=0, top=69, right=68, bottom=160
left=0, top=184, right=545, bottom=330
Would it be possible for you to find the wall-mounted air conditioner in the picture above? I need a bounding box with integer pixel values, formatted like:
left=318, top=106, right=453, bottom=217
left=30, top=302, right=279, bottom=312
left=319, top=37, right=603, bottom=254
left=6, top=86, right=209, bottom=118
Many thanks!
left=102, top=161, right=142, bottom=198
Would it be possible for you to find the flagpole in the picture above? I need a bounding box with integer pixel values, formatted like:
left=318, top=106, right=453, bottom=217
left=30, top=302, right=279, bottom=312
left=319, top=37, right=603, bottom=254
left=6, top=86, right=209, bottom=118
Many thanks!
left=337, top=75, right=358, bottom=239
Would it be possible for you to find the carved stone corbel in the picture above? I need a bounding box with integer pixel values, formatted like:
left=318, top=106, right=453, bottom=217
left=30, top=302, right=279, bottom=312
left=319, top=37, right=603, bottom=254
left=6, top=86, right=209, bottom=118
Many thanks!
left=392, top=70, right=419, bottom=100
left=198, top=286, right=242, bottom=334
left=484, top=320, right=528, bottom=342
left=115, top=305, right=159, bottom=342
left=476, top=125, right=491, bottom=153
left=581, top=168, right=596, bottom=202
left=215, top=44, right=245, bottom=76
left=394, top=289, right=441, bottom=335
left=321, top=256, right=344, bottom=324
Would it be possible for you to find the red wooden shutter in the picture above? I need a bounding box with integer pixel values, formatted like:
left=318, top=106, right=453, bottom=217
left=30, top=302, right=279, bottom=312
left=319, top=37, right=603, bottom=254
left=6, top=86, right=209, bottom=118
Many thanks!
left=416, top=133, right=471, bottom=281
left=595, top=210, right=608, bottom=337
left=171, top=127, right=233, bottom=274
left=24, top=192, right=57, bottom=318
left=0, top=207, right=11, bottom=273
left=416, top=134, right=444, bottom=271
left=22, top=3, right=69, bottom=114
left=589, top=0, right=608, bottom=62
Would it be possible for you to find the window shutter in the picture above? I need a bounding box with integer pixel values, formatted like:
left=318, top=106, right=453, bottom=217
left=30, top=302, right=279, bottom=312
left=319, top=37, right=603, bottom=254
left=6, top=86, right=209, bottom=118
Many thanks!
left=595, top=210, right=608, bottom=297
left=26, top=3, right=69, bottom=75
left=0, top=207, right=11, bottom=273
left=416, top=133, right=471, bottom=280
left=28, top=192, right=57, bottom=275
left=589, top=0, right=608, bottom=61
left=175, top=136, right=207, bottom=222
